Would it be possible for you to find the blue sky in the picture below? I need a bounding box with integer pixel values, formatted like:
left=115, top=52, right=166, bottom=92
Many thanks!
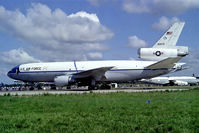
left=0, top=0, right=199, bottom=83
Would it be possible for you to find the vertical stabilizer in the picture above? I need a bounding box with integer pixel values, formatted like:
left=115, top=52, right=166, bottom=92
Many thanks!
left=153, top=22, right=185, bottom=48
left=138, top=22, right=188, bottom=61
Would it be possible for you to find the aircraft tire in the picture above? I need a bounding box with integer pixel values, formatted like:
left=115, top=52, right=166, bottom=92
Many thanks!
left=67, top=86, right=71, bottom=89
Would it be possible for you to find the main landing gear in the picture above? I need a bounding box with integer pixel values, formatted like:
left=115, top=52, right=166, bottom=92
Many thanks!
left=88, top=80, right=112, bottom=90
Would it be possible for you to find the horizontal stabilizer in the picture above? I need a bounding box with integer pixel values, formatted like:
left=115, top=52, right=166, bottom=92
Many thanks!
left=146, top=57, right=182, bottom=69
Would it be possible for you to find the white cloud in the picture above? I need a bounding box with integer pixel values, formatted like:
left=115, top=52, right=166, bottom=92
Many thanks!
left=83, top=43, right=108, bottom=51
left=0, top=3, right=114, bottom=62
left=26, top=42, right=108, bottom=62
left=0, top=67, right=13, bottom=83
left=0, top=3, right=113, bottom=44
left=152, top=0, right=199, bottom=15
left=87, top=52, right=103, bottom=60
left=87, top=0, right=116, bottom=6
left=0, top=48, right=40, bottom=65
left=152, top=16, right=181, bottom=30
left=122, top=0, right=149, bottom=13
left=183, top=49, right=199, bottom=72
left=122, top=0, right=199, bottom=15
left=0, top=67, right=8, bottom=76
left=69, top=11, right=100, bottom=23
left=128, top=36, right=147, bottom=48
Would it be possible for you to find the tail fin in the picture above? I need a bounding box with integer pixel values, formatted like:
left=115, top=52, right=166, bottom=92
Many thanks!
left=138, top=22, right=188, bottom=61
left=153, top=22, right=185, bottom=48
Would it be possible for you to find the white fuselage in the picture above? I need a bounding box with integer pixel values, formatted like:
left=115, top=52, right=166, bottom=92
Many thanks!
left=142, top=76, right=199, bottom=85
left=7, top=22, right=187, bottom=85
left=8, top=60, right=170, bottom=82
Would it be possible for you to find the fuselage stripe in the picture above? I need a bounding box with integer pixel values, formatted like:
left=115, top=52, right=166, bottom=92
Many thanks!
left=15, top=68, right=170, bottom=74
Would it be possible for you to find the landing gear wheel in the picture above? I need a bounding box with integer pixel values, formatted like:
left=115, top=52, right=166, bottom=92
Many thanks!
left=50, top=85, right=56, bottom=90
left=88, top=79, right=96, bottom=90
left=100, top=84, right=112, bottom=90
left=107, top=84, right=112, bottom=90
left=88, top=86, right=96, bottom=90
left=67, top=86, right=71, bottom=89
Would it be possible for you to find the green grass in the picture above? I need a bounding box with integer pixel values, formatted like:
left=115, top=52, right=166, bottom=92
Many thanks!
left=0, top=89, right=199, bottom=133
left=120, top=85, right=196, bottom=90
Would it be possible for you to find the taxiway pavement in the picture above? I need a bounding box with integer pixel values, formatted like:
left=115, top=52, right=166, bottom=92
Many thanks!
left=0, top=88, right=188, bottom=96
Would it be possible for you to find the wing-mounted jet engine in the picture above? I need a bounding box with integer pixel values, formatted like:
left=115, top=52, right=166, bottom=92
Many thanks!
left=54, top=75, right=75, bottom=86
left=138, top=22, right=189, bottom=61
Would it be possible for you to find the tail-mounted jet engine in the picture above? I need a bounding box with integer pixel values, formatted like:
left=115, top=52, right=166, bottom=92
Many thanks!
left=138, top=46, right=188, bottom=61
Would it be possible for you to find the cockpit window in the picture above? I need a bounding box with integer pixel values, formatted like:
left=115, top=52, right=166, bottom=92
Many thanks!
left=16, top=68, right=19, bottom=74
left=10, top=65, right=20, bottom=74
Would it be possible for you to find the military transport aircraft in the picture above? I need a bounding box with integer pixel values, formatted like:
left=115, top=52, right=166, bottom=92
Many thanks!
left=7, top=22, right=188, bottom=90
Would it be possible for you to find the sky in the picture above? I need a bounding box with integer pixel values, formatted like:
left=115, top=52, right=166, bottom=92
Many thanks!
left=0, top=0, right=199, bottom=83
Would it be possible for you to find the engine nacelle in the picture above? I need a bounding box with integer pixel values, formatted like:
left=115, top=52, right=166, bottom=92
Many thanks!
left=138, top=46, right=188, bottom=61
left=54, top=75, right=74, bottom=86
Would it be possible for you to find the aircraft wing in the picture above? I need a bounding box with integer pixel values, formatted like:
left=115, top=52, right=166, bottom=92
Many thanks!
left=146, top=57, right=182, bottom=69
left=72, top=66, right=114, bottom=80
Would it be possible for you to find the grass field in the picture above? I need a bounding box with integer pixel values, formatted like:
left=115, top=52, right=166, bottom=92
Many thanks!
left=0, top=88, right=199, bottom=133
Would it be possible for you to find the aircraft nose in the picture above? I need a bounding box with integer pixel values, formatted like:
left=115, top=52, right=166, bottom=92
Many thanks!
left=7, top=65, right=20, bottom=79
